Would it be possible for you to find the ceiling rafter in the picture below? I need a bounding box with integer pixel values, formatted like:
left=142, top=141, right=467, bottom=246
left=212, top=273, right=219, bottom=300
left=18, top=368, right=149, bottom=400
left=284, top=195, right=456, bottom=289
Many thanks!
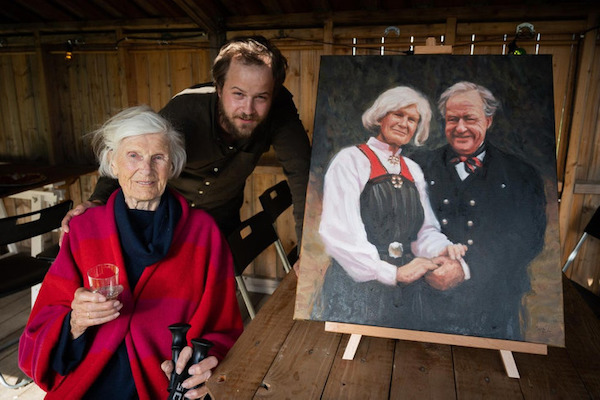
left=169, top=0, right=222, bottom=33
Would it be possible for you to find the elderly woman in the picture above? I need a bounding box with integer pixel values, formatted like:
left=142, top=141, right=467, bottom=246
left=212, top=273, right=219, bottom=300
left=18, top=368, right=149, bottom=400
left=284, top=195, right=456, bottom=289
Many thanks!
left=314, top=86, right=468, bottom=330
left=19, top=106, right=243, bottom=399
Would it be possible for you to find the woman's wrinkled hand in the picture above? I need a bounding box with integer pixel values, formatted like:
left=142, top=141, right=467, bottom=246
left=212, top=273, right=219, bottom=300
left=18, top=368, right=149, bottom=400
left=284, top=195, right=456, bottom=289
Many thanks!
left=69, top=287, right=123, bottom=339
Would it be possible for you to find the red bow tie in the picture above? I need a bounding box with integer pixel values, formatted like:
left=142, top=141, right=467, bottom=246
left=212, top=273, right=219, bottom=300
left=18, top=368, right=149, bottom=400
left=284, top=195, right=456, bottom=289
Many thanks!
left=450, top=155, right=483, bottom=174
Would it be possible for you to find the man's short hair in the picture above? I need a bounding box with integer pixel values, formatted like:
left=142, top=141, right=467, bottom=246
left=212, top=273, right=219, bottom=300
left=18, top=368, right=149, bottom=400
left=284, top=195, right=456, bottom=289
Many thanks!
left=438, top=81, right=500, bottom=118
left=212, top=36, right=288, bottom=94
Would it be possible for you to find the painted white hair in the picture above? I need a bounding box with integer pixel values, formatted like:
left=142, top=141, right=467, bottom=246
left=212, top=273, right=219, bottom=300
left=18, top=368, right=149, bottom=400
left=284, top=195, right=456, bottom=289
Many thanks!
left=438, top=81, right=500, bottom=118
left=361, top=86, right=432, bottom=146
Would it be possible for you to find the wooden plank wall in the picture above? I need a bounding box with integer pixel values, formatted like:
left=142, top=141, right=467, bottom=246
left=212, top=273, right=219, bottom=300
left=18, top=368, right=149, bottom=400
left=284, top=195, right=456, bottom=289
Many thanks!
left=0, top=17, right=598, bottom=290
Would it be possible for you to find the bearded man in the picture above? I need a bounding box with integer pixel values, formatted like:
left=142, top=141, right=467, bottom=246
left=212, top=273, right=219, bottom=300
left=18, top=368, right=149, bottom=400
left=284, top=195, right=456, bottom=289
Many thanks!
left=63, top=36, right=311, bottom=239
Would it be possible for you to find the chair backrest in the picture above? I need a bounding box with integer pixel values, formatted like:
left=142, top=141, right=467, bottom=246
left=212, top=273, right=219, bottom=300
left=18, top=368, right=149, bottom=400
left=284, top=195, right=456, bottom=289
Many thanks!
left=585, top=206, right=600, bottom=239
left=0, top=200, right=73, bottom=246
left=259, top=180, right=292, bottom=222
left=226, top=211, right=279, bottom=276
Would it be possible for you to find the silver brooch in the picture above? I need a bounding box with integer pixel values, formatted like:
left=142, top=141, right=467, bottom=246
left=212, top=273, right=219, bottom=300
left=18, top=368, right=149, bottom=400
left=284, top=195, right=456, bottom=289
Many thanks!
left=391, top=175, right=403, bottom=189
left=388, top=155, right=400, bottom=165
left=388, top=242, right=404, bottom=258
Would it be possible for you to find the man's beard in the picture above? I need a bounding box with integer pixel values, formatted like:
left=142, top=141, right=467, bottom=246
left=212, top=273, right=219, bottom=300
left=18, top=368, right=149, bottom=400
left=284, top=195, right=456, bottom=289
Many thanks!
left=218, top=99, right=263, bottom=140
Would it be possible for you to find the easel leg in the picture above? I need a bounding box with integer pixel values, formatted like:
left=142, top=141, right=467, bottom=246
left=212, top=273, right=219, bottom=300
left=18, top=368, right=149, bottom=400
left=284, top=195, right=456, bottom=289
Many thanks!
left=342, top=334, right=362, bottom=360
left=499, top=350, right=520, bottom=378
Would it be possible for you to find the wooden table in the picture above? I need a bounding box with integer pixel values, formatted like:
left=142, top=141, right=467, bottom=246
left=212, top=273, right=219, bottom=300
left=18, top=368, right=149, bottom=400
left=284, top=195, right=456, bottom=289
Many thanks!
left=207, top=272, right=600, bottom=399
left=0, top=163, right=96, bottom=199
left=0, top=163, right=96, bottom=257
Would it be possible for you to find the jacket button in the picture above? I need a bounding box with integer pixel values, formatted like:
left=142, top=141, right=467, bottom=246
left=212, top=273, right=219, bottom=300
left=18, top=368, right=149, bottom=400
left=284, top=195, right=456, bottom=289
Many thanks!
left=467, top=239, right=474, bottom=245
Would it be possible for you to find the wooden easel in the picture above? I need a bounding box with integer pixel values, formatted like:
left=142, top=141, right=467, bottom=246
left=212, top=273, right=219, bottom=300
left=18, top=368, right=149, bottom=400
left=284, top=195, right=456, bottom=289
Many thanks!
left=324, top=37, right=548, bottom=379
left=325, top=322, right=547, bottom=378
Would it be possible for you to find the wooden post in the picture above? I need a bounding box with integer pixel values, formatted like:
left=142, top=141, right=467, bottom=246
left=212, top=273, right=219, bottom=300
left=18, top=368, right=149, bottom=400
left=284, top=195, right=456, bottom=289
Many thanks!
left=559, top=14, right=599, bottom=273
left=323, top=18, right=333, bottom=55
left=34, top=31, right=59, bottom=165
left=116, top=28, right=132, bottom=107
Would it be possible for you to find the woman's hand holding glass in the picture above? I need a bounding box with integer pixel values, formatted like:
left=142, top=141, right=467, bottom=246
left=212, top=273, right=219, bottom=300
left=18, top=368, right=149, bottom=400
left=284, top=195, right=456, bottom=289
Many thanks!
left=161, top=347, right=218, bottom=399
left=69, top=287, right=123, bottom=339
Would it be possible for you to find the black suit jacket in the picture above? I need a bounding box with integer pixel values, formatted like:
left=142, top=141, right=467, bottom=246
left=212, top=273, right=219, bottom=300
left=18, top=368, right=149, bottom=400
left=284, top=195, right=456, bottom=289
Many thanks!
left=412, top=143, right=546, bottom=340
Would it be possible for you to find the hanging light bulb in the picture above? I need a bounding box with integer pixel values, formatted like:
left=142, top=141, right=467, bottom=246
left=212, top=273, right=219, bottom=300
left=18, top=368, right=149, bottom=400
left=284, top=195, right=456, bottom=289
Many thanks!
left=507, top=38, right=526, bottom=55
left=65, top=40, right=73, bottom=61
left=507, top=22, right=534, bottom=55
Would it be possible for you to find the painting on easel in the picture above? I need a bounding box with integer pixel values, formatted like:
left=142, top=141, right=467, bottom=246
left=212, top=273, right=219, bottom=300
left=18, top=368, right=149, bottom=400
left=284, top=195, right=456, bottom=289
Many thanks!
left=295, top=55, right=564, bottom=347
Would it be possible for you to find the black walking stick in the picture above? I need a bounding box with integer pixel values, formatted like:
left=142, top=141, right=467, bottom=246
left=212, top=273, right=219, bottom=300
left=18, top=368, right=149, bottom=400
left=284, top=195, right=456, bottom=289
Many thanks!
left=167, top=324, right=213, bottom=400
left=167, top=323, right=191, bottom=393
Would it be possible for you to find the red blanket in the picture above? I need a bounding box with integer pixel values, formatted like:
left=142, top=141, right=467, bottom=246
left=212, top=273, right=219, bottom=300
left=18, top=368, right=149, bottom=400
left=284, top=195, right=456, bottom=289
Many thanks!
left=19, top=190, right=243, bottom=399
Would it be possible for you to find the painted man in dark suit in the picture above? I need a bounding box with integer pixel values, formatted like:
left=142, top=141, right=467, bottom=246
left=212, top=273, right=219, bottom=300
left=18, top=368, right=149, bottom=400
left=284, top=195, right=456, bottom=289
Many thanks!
left=413, top=81, right=547, bottom=341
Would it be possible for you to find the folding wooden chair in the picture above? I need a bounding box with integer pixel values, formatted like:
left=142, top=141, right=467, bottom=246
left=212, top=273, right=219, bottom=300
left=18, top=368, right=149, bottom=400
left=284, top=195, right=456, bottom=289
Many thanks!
left=259, top=180, right=298, bottom=273
left=227, top=211, right=281, bottom=319
left=562, top=206, right=600, bottom=274
left=0, top=200, right=73, bottom=389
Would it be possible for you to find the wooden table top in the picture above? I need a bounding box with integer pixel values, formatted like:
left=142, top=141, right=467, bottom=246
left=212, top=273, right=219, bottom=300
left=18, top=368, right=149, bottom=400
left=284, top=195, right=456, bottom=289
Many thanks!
left=206, top=271, right=600, bottom=399
left=0, top=163, right=96, bottom=198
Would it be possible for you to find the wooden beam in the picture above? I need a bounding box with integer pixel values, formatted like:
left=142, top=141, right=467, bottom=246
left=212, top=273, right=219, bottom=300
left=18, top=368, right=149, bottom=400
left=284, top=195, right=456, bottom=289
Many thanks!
left=169, top=0, right=220, bottom=34
left=224, top=4, right=600, bottom=30
left=574, top=181, right=600, bottom=195
left=0, top=17, right=198, bottom=34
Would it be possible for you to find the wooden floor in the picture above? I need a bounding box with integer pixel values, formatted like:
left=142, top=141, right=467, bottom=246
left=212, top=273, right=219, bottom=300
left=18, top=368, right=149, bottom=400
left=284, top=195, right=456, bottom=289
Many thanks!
left=0, top=286, right=268, bottom=399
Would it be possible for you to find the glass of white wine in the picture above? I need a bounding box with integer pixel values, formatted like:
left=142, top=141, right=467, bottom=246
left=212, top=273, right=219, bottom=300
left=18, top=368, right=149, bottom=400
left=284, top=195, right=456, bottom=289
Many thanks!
left=87, top=263, right=123, bottom=300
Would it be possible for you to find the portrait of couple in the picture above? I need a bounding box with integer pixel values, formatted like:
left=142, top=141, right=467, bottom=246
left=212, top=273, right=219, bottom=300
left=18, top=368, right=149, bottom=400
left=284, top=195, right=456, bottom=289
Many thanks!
left=296, top=55, right=563, bottom=346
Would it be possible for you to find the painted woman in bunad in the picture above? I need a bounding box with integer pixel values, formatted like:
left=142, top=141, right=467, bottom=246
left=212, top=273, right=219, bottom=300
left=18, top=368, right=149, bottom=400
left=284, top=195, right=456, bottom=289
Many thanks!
left=314, top=86, right=468, bottom=330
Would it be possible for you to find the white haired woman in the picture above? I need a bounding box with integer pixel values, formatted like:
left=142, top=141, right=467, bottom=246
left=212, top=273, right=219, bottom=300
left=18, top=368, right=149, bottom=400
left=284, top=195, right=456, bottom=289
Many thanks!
left=19, top=105, right=243, bottom=399
left=314, top=86, right=468, bottom=330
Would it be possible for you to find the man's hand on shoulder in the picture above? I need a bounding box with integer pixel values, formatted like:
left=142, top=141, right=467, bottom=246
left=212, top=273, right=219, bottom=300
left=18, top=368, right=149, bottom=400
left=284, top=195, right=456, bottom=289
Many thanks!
left=59, top=200, right=103, bottom=245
